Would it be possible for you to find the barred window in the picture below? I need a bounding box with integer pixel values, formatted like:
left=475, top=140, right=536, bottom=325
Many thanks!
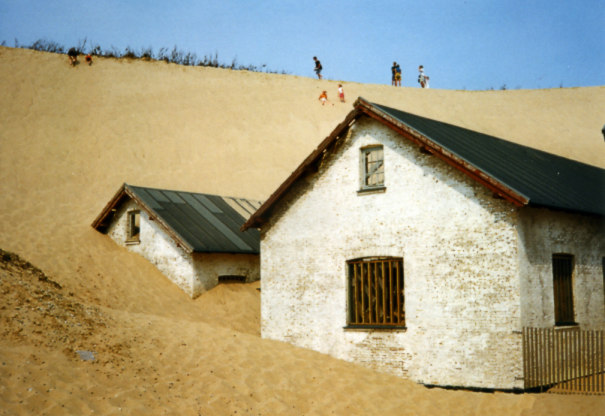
left=347, top=257, right=404, bottom=328
left=552, top=254, right=575, bottom=326
left=360, top=146, right=384, bottom=189
left=127, top=210, right=140, bottom=242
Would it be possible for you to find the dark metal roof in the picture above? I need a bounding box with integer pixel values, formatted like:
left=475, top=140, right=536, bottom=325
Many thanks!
left=93, top=184, right=261, bottom=254
left=373, top=102, right=605, bottom=216
left=242, top=97, right=604, bottom=230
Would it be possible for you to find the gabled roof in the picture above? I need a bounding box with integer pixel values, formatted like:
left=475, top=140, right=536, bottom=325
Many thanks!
left=243, top=97, right=604, bottom=230
left=93, top=184, right=261, bottom=254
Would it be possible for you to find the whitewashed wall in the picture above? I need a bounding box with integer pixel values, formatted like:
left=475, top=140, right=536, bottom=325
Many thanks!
left=107, top=199, right=259, bottom=298
left=518, top=208, right=605, bottom=328
left=260, top=118, right=524, bottom=389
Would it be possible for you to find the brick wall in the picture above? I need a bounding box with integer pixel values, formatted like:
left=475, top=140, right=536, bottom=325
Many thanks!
left=518, top=208, right=605, bottom=329
left=260, top=118, right=524, bottom=389
left=107, top=199, right=259, bottom=297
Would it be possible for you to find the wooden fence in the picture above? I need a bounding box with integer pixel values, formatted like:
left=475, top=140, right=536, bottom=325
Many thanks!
left=522, top=327, right=605, bottom=394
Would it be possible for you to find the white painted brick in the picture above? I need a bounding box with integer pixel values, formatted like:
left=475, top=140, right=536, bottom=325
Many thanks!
left=259, top=118, right=605, bottom=389
left=106, top=199, right=259, bottom=297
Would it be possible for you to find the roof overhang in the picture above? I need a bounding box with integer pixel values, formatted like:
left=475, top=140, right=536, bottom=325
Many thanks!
left=242, top=97, right=529, bottom=231
left=91, top=183, right=195, bottom=253
left=357, top=98, right=529, bottom=207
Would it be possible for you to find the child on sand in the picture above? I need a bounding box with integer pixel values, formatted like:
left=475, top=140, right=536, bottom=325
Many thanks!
left=338, top=84, right=345, bottom=102
left=418, top=65, right=430, bottom=88
left=85, top=54, right=93, bottom=65
left=318, top=90, right=331, bottom=106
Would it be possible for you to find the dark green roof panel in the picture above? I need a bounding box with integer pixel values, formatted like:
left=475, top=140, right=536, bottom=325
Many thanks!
left=373, top=103, right=605, bottom=216
left=127, top=184, right=260, bottom=253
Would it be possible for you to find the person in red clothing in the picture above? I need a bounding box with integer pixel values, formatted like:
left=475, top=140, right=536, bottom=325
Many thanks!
left=338, top=84, right=345, bottom=102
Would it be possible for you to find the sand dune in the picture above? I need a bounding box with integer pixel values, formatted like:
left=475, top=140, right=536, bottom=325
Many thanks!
left=1, top=46, right=604, bottom=415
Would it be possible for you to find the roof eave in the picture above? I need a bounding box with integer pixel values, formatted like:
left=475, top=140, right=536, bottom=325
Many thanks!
left=241, top=97, right=531, bottom=231
left=241, top=106, right=363, bottom=231
left=526, top=201, right=604, bottom=218
left=91, top=183, right=129, bottom=230
left=91, top=183, right=195, bottom=254
left=356, top=97, right=529, bottom=208
left=123, top=185, right=196, bottom=254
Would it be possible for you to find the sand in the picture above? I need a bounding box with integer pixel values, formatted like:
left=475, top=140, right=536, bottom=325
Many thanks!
left=0, top=46, right=604, bottom=415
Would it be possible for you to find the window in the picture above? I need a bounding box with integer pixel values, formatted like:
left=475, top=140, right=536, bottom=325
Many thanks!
left=552, top=254, right=575, bottom=326
left=127, top=210, right=140, bottom=242
left=360, top=145, right=384, bottom=190
left=347, top=257, right=404, bottom=328
left=218, top=275, right=246, bottom=284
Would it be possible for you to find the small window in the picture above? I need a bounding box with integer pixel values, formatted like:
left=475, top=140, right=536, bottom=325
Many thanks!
left=347, top=257, right=404, bottom=328
left=360, top=146, right=384, bottom=190
left=218, top=275, right=246, bottom=284
left=552, top=254, right=575, bottom=326
left=127, top=210, right=140, bottom=242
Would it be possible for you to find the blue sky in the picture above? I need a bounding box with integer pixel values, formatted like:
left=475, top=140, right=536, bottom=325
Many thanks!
left=1, top=0, right=603, bottom=90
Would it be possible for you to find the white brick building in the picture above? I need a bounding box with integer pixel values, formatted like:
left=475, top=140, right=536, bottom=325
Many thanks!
left=242, top=98, right=605, bottom=390
left=93, top=184, right=261, bottom=298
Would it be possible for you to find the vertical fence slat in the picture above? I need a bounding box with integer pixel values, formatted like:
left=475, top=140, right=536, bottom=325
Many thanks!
left=555, top=328, right=560, bottom=388
left=522, top=328, right=528, bottom=388
left=547, top=328, right=552, bottom=385
left=601, top=330, right=604, bottom=393
left=600, top=330, right=604, bottom=393
left=522, top=327, right=605, bottom=395
left=532, top=327, right=538, bottom=388
left=527, top=327, right=532, bottom=388
left=563, top=331, right=571, bottom=390
left=575, top=329, right=580, bottom=392
left=589, top=330, right=593, bottom=393
left=592, top=331, right=597, bottom=393
left=597, top=331, right=605, bottom=393
left=584, top=330, right=589, bottom=393
left=572, top=330, right=577, bottom=392
left=533, top=327, right=538, bottom=389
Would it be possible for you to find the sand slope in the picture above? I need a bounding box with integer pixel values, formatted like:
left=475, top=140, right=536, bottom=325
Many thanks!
left=1, top=46, right=604, bottom=415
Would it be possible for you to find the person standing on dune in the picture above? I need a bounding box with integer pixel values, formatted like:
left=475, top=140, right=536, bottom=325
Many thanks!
left=313, top=56, right=323, bottom=79
left=418, top=65, right=430, bottom=88
left=391, top=62, right=402, bottom=86
left=67, top=47, right=78, bottom=66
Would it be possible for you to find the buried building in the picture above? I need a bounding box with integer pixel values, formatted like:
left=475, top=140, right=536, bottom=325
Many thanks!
left=93, top=183, right=261, bottom=298
left=242, top=97, right=605, bottom=390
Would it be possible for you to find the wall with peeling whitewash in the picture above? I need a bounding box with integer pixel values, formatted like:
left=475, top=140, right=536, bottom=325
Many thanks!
left=260, top=117, right=526, bottom=389
left=518, top=208, right=605, bottom=329
left=107, top=199, right=259, bottom=298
